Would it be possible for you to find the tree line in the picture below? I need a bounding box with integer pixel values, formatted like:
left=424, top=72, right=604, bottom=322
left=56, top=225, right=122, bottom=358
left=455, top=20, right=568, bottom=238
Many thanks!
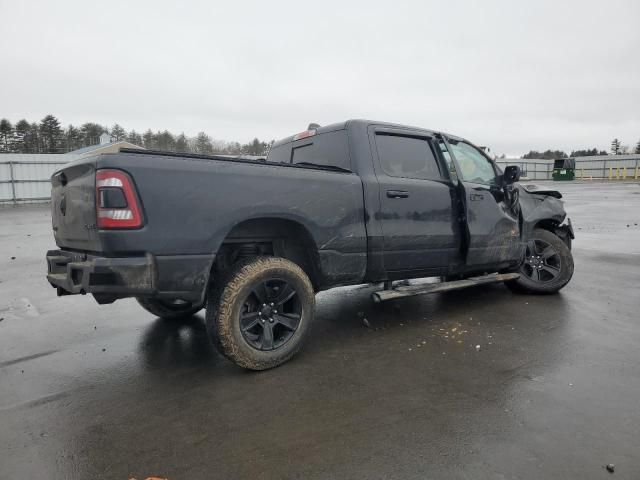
left=522, top=138, right=640, bottom=159
left=3, top=114, right=639, bottom=159
left=0, top=114, right=273, bottom=156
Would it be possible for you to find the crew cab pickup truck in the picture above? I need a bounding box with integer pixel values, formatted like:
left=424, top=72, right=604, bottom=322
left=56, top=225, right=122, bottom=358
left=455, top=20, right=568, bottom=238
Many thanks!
left=47, top=119, right=574, bottom=370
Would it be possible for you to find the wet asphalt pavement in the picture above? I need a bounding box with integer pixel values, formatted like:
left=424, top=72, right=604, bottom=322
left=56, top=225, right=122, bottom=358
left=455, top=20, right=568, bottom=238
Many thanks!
left=1, top=182, right=640, bottom=479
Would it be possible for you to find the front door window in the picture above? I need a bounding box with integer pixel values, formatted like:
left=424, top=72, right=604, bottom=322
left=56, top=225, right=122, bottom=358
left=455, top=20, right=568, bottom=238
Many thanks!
left=447, top=140, right=497, bottom=185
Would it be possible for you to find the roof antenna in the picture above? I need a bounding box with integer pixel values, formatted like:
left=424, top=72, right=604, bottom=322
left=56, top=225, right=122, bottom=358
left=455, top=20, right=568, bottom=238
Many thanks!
left=307, top=123, right=320, bottom=130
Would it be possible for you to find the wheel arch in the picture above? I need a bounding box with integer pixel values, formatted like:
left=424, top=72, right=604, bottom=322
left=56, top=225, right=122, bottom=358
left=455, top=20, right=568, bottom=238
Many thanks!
left=531, top=218, right=572, bottom=249
left=211, top=216, right=322, bottom=290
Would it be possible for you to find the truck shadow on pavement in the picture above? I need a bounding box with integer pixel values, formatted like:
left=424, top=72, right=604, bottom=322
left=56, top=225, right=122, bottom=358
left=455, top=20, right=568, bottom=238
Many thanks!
left=138, top=315, right=220, bottom=371
left=136, top=282, right=572, bottom=373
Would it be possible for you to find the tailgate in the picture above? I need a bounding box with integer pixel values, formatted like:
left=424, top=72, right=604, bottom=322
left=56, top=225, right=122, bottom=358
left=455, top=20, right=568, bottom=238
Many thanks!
left=51, top=158, right=102, bottom=252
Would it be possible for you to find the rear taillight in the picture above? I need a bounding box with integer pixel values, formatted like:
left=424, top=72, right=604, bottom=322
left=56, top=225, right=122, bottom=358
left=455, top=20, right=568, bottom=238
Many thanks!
left=95, top=169, right=143, bottom=229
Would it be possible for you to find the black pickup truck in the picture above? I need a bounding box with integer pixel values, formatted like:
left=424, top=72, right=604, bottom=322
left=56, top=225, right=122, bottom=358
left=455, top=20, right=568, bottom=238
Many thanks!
left=47, top=119, right=574, bottom=370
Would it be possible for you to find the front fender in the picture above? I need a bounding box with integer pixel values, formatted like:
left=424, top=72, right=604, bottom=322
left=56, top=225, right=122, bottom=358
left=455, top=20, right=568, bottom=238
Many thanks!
left=516, top=184, right=573, bottom=247
left=554, top=218, right=574, bottom=249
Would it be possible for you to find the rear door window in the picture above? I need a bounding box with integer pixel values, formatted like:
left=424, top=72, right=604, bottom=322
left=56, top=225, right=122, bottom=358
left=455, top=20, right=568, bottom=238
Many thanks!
left=268, top=130, right=351, bottom=170
left=375, top=134, right=442, bottom=181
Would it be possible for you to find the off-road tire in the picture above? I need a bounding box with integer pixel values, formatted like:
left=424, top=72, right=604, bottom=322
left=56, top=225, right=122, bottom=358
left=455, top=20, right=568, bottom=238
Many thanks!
left=206, top=256, right=315, bottom=370
left=505, top=228, right=574, bottom=294
left=136, top=297, right=204, bottom=320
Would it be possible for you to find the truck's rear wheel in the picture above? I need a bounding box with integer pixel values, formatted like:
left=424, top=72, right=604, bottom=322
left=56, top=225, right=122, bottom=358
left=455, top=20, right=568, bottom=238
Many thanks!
left=505, top=228, right=574, bottom=294
left=206, top=256, right=314, bottom=370
left=136, top=297, right=204, bottom=320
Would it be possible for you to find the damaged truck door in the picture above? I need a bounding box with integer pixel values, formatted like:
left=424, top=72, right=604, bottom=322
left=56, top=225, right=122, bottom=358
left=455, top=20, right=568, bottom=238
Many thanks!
left=445, top=138, right=523, bottom=269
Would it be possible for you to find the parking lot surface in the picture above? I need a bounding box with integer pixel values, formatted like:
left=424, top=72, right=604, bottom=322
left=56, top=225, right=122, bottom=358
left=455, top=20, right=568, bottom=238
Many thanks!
left=1, top=182, right=639, bottom=479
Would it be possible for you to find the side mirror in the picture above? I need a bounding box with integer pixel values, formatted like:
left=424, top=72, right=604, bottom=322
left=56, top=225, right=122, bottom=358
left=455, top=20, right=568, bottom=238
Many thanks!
left=503, top=165, right=521, bottom=185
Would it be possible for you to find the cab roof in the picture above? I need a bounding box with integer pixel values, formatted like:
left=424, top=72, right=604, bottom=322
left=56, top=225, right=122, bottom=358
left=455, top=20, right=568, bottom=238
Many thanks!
left=271, top=119, right=464, bottom=148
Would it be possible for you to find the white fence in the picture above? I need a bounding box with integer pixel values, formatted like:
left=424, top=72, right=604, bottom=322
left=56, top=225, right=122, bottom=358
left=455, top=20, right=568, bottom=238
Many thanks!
left=496, top=160, right=552, bottom=180
left=0, top=154, right=71, bottom=205
left=497, top=155, right=640, bottom=181
left=572, top=155, right=640, bottom=180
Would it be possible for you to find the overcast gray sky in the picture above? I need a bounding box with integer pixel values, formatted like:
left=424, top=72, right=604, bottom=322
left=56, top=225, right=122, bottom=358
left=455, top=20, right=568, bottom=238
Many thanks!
left=1, top=0, right=639, bottom=156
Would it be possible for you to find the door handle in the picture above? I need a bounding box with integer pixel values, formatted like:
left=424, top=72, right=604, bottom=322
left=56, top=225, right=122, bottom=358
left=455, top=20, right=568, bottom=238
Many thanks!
left=386, top=190, right=409, bottom=199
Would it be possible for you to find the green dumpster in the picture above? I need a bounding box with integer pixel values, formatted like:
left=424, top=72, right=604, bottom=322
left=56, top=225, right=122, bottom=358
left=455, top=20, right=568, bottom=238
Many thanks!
left=552, top=158, right=575, bottom=181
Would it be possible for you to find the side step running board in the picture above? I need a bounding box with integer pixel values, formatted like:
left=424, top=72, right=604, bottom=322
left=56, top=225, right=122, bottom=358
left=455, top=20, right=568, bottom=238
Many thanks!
left=371, top=272, right=520, bottom=303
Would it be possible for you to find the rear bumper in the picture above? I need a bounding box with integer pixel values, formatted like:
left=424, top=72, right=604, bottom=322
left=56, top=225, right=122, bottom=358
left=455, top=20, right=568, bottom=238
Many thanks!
left=46, top=249, right=213, bottom=304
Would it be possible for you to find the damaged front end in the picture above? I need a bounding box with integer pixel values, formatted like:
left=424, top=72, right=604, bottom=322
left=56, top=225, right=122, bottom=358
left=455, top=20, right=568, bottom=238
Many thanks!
left=516, top=184, right=574, bottom=249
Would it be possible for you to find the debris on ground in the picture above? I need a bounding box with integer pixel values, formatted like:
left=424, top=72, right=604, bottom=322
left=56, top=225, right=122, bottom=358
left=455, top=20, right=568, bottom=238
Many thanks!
left=475, top=345, right=481, bottom=351
left=102, top=348, right=106, bottom=352
left=0, top=317, right=4, bottom=322
left=10, top=256, right=16, bottom=260
left=362, top=318, right=371, bottom=329
left=605, top=464, right=615, bottom=473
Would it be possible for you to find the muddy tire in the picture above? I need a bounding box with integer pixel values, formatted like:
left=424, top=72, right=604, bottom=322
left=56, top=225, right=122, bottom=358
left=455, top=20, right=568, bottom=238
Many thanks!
left=505, top=228, right=574, bottom=294
left=136, top=297, right=204, bottom=320
left=206, top=256, right=315, bottom=370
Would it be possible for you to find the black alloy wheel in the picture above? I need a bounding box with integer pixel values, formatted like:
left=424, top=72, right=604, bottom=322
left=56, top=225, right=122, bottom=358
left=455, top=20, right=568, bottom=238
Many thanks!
left=521, top=238, right=562, bottom=283
left=239, top=279, right=302, bottom=351
left=505, top=227, right=574, bottom=294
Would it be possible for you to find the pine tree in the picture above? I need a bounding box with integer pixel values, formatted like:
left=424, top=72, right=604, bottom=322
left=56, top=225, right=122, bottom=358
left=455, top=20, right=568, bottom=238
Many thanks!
left=243, top=138, right=270, bottom=156
left=65, top=125, right=82, bottom=152
left=0, top=119, right=12, bottom=152
left=195, top=132, right=213, bottom=154
left=156, top=130, right=175, bottom=151
left=39, top=115, right=63, bottom=153
left=26, top=122, right=40, bottom=153
left=634, top=140, right=640, bottom=154
left=142, top=129, right=156, bottom=149
left=611, top=138, right=621, bottom=155
left=14, top=119, right=30, bottom=153
left=126, top=130, right=143, bottom=146
left=80, top=123, right=105, bottom=146
left=175, top=133, right=189, bottom=153
left=110, top=124, right=126, bottom=141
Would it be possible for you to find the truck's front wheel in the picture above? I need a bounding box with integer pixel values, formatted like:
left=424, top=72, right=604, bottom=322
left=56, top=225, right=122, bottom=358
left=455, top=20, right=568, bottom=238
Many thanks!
left=505, top=228, right=574, bottom=294
left=206, top=256, right=315, bottom=370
